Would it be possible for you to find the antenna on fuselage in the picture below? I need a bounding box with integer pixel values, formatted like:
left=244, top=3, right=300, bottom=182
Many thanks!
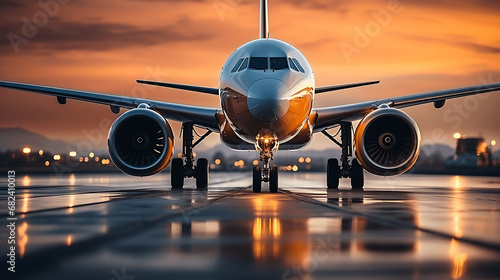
left=260, top=0, right=269, bottom=38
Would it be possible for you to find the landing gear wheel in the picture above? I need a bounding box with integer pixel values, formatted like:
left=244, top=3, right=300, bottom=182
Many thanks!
left=351, top=158, right=364, bottom=189
left=171, top=158, right=184, bottom=189
left=196, top=158, right=209, bottom=189
left=327, top=158, right=340, bottom=189
left=269, top=166, right=278, bottom=193
left=253, top=166, right=262, bottom=193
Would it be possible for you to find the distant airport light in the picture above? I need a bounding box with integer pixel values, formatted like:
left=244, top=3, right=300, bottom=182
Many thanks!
left=38, top=150, right=44, bottom=156
left=492, top=140, right=496, bottom=146
left=298, top=157, right=304, bottom=163
left=53, top=155, right=61, bottom=161
left=292, top=165, right=299, bottom=172
left=101, top=159, right=110, bottom=165
left=453, top=133, right=462, bottom=139
left=44, top=161, right=50, bottom=166
left=253, top=160, right=259, bottom=166
left=69, top=151, right=77, bottom=157
left=23, top=147, right=31, bottom=154
left=215, top=159, right=221, bottom=165
left=89, top=152, right=95, bottom=158
left=84, top=157, right=89, bottom=163
left=79, top=157, right=83, bottom=163
left=305, top=157, right=312, bottom=163
left=95, top=157, right=100, bottom=162
left=193, top=152, right=197, bottom=159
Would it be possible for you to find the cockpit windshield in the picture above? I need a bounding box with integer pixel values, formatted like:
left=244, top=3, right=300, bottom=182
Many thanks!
left=249, top=57, right=268, bottom=70
left=270, top=57, right=288, bottom=70
left=240, top=56, right=303, bottom=72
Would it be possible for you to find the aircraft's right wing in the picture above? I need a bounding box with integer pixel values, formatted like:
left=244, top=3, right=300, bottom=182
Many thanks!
left=313, top=82, right=500, bottom=132
left=0, top=80, right=221, bottom=132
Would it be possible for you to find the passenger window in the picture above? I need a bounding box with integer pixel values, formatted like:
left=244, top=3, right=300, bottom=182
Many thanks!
left=249, top=57, right=268, bottom=70
left=289, top=58, right=299, bottom=72
left=238, top=58, right=248, bottom=71
left=292, top=58, right=305, bottom=73
left=270, top=57, right=288, bottom=70
left=231, top=58, right=245, bottom=73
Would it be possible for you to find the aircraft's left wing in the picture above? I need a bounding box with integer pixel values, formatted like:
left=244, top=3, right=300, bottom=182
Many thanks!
left=0, top=81, right=220, bottom=132
left=313, top=82, right=500, bottom=132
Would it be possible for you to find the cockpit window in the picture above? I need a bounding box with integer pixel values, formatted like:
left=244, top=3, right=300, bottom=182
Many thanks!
left=249, top=57, right=268, bottom=70
left=270, top=57, right=288, bottom=70
left=291, top=58, right=305, bottom=73
left=239, top=58, right=248, bottom=71
left=288, top=58, right=299, bottom=72
left=231, top=58, right=245, bottom=73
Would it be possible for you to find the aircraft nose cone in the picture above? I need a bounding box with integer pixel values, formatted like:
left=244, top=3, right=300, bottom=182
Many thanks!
left=247, top=78, right=290, bottom=121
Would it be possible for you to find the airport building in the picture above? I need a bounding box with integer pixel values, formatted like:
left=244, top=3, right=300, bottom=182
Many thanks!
left=445, top=137, right=493, bottom=168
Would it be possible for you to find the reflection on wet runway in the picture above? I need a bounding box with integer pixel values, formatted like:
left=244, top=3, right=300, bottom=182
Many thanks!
left=1, top=173, right=499, bottom=280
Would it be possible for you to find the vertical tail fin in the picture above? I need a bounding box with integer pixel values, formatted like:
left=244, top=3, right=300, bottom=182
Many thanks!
left=260, top=0, right=269, bottom=38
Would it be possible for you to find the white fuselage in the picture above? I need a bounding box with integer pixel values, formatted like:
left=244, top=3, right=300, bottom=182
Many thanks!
left=218, top=39, right=315, bottom=150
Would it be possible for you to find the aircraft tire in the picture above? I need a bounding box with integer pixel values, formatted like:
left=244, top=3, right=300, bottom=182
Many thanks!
left=253, top=166, right=262, bottom=193
left=351, top=158, right=364, bottom=189
left=269, top=166, right=278, bottom=193
left=327, top=158, right=340, bottom=189
left=171, top=158, right=184, bottom=189
left=196, top=158, right=209, bottom=189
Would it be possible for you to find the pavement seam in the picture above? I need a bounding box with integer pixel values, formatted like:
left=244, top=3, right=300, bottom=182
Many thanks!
left=280, top=189, right=500, bottom=253
left=14, top=186, right=250, bottom=279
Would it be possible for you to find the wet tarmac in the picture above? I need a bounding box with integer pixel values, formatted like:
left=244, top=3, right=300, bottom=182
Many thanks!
left=1, top=172, right=500, bottom=280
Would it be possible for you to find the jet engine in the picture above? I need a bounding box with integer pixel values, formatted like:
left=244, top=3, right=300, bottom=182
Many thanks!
left=354, top=107, right=420, bottom=176
left=108, top=107, right=174, bottom=176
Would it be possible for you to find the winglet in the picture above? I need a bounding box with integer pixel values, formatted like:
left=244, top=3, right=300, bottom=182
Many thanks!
left=260, top=0, right=269, bottom=38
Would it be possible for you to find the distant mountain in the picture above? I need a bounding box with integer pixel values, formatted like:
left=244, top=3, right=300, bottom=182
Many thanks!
left=0, top=127, right=71, bottom=154
left=420, top=143, right=455, bottom=159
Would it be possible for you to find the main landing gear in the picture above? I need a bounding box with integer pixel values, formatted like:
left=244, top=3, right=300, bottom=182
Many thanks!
left=322, top=122, right=364, bottom=190
left=171, top=122, right=211, bottom=189
left=252, top=130, right=279, bottom=193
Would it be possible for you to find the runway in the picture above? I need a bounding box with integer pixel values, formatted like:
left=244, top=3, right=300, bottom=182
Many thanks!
left=1, top=172, right=500, bottom=280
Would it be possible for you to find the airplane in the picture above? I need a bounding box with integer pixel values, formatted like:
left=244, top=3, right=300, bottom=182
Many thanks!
left=1, top=0, right=499, bottom=193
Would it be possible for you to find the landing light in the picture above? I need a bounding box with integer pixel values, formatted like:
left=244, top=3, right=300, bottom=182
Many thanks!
left=453, top=133, right=462, bottom=139
left=23, top=147, right=31, bottom=154
left=492, top=140, right=496, bottom=146
left=69, top=151, right=77, bottom=157
left=53, top=155, right=61, bottom=161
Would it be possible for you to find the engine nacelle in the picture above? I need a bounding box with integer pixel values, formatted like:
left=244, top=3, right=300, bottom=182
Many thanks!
left=108, top=108, right=174, bottom=176
left=354, top=107, right=420, bottom=176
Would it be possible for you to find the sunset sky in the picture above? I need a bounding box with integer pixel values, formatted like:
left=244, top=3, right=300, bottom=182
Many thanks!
left=0, top=0, right=499, bottom=153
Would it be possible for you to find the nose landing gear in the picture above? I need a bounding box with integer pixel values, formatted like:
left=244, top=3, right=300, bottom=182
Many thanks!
left=252, top=130, right=279, bottom=193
